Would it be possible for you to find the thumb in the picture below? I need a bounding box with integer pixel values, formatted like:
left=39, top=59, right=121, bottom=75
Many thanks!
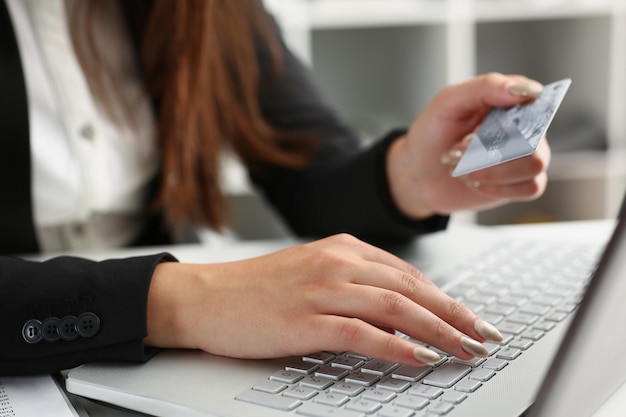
left=435, top=73, right=544, bottom=119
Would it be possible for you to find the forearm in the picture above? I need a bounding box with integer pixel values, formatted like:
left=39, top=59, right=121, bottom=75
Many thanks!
left=0, top=253, right=175, bottom=375
left=258, top=129, right=449, bottom=241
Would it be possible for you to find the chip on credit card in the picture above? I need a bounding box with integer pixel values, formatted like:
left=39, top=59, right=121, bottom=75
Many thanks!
left=452, top=78, right=571, bottom=177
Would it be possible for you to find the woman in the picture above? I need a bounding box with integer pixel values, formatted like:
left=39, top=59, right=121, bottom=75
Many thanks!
left=0, top=0, right=549, bottom=375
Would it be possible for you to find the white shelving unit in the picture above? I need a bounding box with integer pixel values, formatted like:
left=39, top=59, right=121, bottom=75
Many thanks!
left=265, top=0, right=626, bottom=224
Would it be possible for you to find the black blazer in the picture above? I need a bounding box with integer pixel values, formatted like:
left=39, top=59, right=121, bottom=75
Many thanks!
left=0, top=3, right=447, bottom=375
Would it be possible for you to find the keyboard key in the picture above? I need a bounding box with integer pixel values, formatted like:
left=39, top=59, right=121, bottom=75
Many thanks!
left=345, top=371, right=379, bottom=387
left=270, top=369, right=305, bottom=384
left=534, top=295, right=562, bottom=306
left=303, top=352, right=336, bottom=364
left=315, top=364, right=349, bottom=380
left=409, top=384, right=444, bottom=399
left=469, top=368, right=496, bottom=381
left=544, top=311, right=568, bottom=322
left=497, top=321, right=527, bottom=335
left=483, top=342, right=501, bottom=356
left=454, top=378, right=482, bottom=393
left=377, top=376, right=411, bottom=392
left=422, top=363, right=471, bottom=388
left=465, top=293, right=497, bottom=305
left=300, top=375, right=334, bottom=390
left=283, top=385, right=319, bottom=400
left=393, top=393, right=429, bottom=410
left=377, top=405, right=416, bottom=417
left=392, top=364, right=432, bottom=382
left=480, top=285, right=510, bottom=297
left=345, top=398, right=382, bottom=414
left=498, top=333, right=514, bottom=345
left=442, top=390, right=468, bottom=403
left=509, top=289, right=540, bottom=300
left=346, top=352, right=371, bottom=361
left=483, top=304, right=515, bottom=316
left=519, top=304, right=551, bottom=316
left=480, top=312, right=504, bottom=324
left=361, top=359, right=400, bottom=376
left=533, top=320, right=556, bottom=331
left=496, top=348, right=522, bottom=360
left=498, top=294, right=528, bottom=306
left=236, top=389, right=302, bottom=411
left=296, top=402, right=365, bottom=417
left=331, top=356, right=365, bottom=370
left=314, top=392, right=349, bottom=407
left=520, top=329, right=545, bottom=341
left=509, top=337, right=534, bottom=350
left=252, top=379, right=288, bottom=394
left=451, top=356, right=486, bottom=367
left=507, top=312, right=539, bottom=325
left=286, top=360, right=320, bottom=374
left=427, top=401, right=455, bottom=415
left=556, top=303, right=578, bottom=314
left=482, top=358, right=508, bottom=371
left=361, top=387, right=397, bottom=403
left=428, top=347, right=452, bottom=358
left=330, top=382, right=365, bottom=397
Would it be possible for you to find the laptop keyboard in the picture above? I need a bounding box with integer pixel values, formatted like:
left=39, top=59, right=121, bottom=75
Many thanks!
left=235, top=239, right=600, bottom=416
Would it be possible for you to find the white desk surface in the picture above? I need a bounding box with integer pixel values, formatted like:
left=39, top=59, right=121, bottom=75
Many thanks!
left=60, top=219, right=620, bottom=417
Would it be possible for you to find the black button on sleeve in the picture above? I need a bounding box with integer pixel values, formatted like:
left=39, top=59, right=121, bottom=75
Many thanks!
left=58, top=315, right=79, bottom=341
left=41, top=317, right=61, bottom=342
left=75, top=312, right=100, bottom=338
left=22, top=319, right=42, bottom=344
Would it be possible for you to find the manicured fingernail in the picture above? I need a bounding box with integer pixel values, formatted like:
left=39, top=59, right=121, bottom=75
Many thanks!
left=461, top=133, right=474, bottom=145
left=440, top=149, right=463, bottom=167
left=466, top=180, right=481, bottom=190
left=413, top=345, right=441, bottom=365
left=460, top=336, right=489, bottom=358
left=508, top=81, right=543, bottom=97
left=475, top=318, right=503, bottom=342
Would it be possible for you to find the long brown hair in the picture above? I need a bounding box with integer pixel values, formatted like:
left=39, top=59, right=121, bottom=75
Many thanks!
left=67, top=0, right=316, bottom=232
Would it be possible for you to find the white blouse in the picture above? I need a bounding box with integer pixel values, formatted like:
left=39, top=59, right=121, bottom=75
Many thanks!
left=6, top=0, right=159, bottom=252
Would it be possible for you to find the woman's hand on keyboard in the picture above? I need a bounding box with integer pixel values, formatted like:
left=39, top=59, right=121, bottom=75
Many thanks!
left=386, top=72, right=550, bottom=220
left=144, top=233, right=502, bottom=365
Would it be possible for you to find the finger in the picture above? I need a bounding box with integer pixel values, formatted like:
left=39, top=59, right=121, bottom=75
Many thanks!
left=325, top=285, right=493, bottom=360
left=319, top=261, right=498, bottom=359
left=468, top=172, right=548, bottom=202
left=441, top=133, right=474, bottom=168
left=311, top=315, right=443, bottom=366
left=437, top=73, right=544, bottom=117
left=314, top=236, right=503, bottom=349
left=355, top=256, right=477, bottom=328
left=466, top=140, right=550, bottom=187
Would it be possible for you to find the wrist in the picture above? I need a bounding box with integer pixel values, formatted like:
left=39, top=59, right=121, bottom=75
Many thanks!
left=144, top=262, right=202, bottom=350
left=385, top=134, right=435, bottom=220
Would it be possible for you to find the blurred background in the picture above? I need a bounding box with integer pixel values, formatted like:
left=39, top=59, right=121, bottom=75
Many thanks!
left=214, top=0, right=626, bottom=241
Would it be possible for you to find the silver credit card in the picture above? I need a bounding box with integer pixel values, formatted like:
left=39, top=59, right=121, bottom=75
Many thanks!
left=452, top=78, right=571, bottom=177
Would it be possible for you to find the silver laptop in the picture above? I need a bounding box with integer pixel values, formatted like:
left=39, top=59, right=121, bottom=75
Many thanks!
left=65, top=196, right=626, bottom=417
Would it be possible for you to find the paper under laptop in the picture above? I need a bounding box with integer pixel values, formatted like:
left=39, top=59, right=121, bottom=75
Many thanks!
left=65, top=192, right=626, bottom=417
left=0, top=374, right=86, bottom=417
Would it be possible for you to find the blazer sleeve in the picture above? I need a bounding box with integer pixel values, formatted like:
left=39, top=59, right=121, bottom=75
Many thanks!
left=0, top=253, right=176, bottom=375
left=251, top=15, right=449, bottom=242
